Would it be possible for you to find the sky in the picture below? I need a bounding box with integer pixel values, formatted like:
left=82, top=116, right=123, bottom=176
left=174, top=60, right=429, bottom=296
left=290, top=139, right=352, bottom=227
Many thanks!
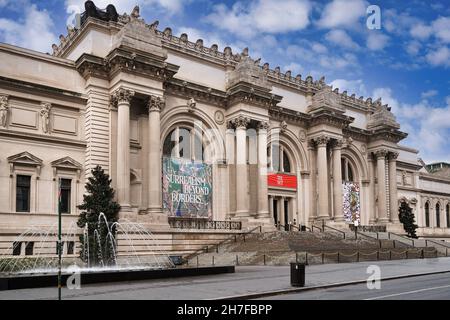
left=0, top=0, right=449, bottom=163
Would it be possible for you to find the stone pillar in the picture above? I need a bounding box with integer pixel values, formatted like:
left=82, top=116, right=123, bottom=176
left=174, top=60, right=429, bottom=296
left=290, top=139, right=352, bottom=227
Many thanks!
left=375, top=149, right=389, bottom=223
left=234, top=116, right=250, bottom=217
left=113, top=88, right=134, bottom=211
left=257, top=121, right=269, bottom=218
left=368, top=155, right=377, bottom=224
left=388, top=152, right=400, bottom=223
left=269, top=195, right=274, bottom=223
left=332, top=139, right=344, bottom=222
left=308, top=141, right=317, bottom=221
left=316, top=135, right=330, bottom=220
left=147, top=95, right=164, bottom=215
left=280, top=196, right=285, bottom=227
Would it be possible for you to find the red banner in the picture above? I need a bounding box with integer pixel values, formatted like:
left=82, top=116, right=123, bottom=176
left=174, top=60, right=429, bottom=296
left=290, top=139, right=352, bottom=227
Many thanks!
left=267, top=174, right=297, bottom=189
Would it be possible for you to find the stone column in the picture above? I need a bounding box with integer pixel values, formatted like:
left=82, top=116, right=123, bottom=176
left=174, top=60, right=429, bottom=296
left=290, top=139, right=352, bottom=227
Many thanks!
left=234, top=116, right=250, bottom=217
left=280, top=196, right=285, bottom=227
left=316, top=135, right=330, bottom=220
left=368, top=155, right=377, bottom=224
left=308, top=141, right=317, bottom=221
left=332, top=139, right=344, bottom=222
left=375, top=149, right=389, bottom=223
left=269, top=195, right=274, bottom=223
left=388, top=152, right=400, bottom=223
left=147, top=95, right=164, bottom=215
left=113, top=88, right=134, bottom=211
left=257, top=121, right=269, bottom=218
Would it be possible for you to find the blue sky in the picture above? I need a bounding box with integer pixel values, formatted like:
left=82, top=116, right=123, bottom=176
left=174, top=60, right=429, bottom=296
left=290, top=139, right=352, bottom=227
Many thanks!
left=0, top=0, right=449, bottom=163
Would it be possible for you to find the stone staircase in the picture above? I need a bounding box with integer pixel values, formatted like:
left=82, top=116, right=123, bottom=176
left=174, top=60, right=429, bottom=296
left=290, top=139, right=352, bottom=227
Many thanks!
left=185, top=230, right=438, bottom=267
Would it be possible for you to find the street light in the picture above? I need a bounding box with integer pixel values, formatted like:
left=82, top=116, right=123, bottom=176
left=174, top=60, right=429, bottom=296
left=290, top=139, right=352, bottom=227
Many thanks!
left=354, top=219, right=359, bottom=240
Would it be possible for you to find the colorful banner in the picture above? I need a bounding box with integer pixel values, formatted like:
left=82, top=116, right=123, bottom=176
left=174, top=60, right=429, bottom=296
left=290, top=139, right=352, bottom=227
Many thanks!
left=267, top=174, right=297, bottom=189
left=162, top=157, right=212, bottom=218
left=343, top=182, right=360, bottom=224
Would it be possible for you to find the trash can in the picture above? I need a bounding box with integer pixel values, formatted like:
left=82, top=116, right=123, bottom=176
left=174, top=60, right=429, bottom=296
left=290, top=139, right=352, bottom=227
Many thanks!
left=290, top=262, right=305, bottom=287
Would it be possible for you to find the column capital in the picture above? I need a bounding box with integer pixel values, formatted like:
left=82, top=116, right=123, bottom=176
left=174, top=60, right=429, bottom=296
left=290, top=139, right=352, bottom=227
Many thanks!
left=257, top=121, right=269, bottom=132
left=232, top=115, right=250, bottom=130
left=388, top=151, right=399, bottom=161
left=147, top=95, right=165, bottom=113
left=111, top=88, right=135, bottom=107
left=314, top=135, right=331, bottom=147
left=374, top=149, right=389, bottom=159
left=331, top=138, right=344, bottom=150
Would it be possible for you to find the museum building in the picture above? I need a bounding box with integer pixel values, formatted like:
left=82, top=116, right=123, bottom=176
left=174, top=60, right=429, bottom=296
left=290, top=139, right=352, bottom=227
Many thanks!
left=0, top=2, right=450, bottom=256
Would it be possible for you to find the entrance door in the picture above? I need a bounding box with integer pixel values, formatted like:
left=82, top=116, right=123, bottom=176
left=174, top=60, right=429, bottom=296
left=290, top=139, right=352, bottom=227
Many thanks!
left=273, top=199, right=278, bottom=225
left=284, top=199, right=289, bottom=231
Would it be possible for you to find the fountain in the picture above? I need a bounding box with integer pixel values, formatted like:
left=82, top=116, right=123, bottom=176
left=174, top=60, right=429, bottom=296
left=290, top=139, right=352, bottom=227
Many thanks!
left=0, top=213, right=235, bottom=291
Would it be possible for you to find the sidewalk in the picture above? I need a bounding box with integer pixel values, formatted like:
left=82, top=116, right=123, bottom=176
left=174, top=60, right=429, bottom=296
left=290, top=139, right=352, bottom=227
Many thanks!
left=1, top=258, right=450, bottom=300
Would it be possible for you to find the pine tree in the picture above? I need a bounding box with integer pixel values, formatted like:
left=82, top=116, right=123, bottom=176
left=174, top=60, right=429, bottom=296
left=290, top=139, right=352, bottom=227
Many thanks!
left=398, top=202, right=418, bottom=238
left=77, top=165, right=120, bottom=266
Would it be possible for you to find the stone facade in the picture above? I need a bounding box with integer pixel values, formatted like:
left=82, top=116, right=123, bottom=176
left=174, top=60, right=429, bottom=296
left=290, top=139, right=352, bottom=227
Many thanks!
left=0, top=4, right=449, bottom=254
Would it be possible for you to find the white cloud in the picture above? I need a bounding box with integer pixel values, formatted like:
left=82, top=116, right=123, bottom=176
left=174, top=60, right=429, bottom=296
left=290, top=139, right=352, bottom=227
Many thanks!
left=432, top=17, right=450, bottom=43
left=410, top=23, right=433, bottom=40
left=311, top=42, right=328, bottom=54
left=426, top=46, right=450, bottom=67
left=283, top=62, right=303, bottom=75
left=372, top=87, right=450, bottom=162
left=0, top=4, right=57, bottom=53
left=205, top=0, right=311, bottom=38
left=421, top=90, right=438, bottom=99
left=316, top=0, right=367, bottom=29
left=366, top=32, right=389, bottom=51
left=324, top=29, right=360, bottom=50
left=330, top=79, right=367, bottom=96
left=405, top=40, right=422, bottom=56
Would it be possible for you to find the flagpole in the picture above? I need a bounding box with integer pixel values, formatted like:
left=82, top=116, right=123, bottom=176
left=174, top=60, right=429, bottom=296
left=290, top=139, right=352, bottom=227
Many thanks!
left=58, top=178, right=62, bottom=301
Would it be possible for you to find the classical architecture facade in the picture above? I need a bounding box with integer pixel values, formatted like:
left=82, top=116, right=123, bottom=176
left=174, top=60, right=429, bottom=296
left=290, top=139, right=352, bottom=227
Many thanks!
left=0, top=3, right=449, bottom=256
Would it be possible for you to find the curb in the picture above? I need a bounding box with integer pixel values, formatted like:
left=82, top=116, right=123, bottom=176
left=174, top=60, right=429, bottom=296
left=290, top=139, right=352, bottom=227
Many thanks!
left=210, top=269, right=450, bottom=300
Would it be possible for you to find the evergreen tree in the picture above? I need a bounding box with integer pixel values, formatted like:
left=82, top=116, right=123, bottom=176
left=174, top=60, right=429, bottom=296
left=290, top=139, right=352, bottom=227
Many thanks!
left=398, top=202, right=418, bottom=238
left=77, top=165, right=120, bottom=266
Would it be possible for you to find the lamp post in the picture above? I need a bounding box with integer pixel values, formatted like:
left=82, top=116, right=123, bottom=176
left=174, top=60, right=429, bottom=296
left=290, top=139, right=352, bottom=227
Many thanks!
left=354, top=219, right=359, bottom=240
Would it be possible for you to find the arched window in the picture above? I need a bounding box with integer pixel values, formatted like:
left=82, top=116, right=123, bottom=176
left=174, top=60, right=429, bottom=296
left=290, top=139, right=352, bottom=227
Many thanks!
left=163, top=126, right=204, bottom=161
left=267, top=144, right=292, bottom=173
left=341, top=158, right=354, bottom=182
left=425, top=202, right=430, bottom=227
left=436, top=203, right=441, bottom=228
left=446, top=204, right=450, bottom=228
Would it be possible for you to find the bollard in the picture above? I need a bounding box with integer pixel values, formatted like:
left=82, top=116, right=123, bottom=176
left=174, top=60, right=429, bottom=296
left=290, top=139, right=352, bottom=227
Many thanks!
left=357, top=251, right=360, bottom=262
left=322, top=252, right=324, bottom=264
left=337, top=252, right=340, bottom=263
left=263, top=254, right=266, bottom=266
left=290, top=262, right=305, bottom=287
left=197, top=256, right=199, bottom=267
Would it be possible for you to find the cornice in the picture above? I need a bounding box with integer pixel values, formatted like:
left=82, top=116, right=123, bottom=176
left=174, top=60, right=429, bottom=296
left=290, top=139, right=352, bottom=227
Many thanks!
left=0, top=129, right=87, bottom=148
left=268, top=106, right=310, bottom=127
left=0, top=76, right=86, bottom=103
left=164, top=78, right=228, bottom=108
left=227, top=82, right=282, bottom=109
left=309, top=109, right=354, bottom=129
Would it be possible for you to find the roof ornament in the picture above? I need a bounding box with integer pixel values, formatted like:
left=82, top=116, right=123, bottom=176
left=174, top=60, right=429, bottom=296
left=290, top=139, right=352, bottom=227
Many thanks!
left=131, top=5, right=140, bottom=19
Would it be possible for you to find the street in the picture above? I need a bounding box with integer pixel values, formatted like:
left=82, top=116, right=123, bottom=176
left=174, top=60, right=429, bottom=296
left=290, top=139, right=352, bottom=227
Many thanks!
left=259, top=273, right=450, bottom=300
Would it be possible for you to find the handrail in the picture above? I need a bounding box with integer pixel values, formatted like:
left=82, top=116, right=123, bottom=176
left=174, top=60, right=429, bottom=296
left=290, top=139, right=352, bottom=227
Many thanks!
left=425, top=239, right=450, bottom=249
left=183, top=225, right=263, bottom=262
left=322, top=225, right=346, bottom=239
left=387, top=232, right=415, bottom=246
left=311, top=225, right=322, bottom=232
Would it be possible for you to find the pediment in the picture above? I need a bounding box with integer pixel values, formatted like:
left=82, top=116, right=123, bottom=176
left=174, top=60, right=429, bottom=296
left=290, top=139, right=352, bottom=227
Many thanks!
left=51, top=157, right=82, bottom=170
left=7, top=152, right=43, bottom=166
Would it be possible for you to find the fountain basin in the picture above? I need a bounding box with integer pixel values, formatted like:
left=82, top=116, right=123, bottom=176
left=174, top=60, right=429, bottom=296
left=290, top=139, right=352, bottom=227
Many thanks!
left=0, top=265, right=235, bottom=291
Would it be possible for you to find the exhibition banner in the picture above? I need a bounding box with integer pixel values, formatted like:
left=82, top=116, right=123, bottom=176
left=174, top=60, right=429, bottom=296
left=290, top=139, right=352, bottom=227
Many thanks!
left=343, top=181, right=361, bottom=224
left=162, top=157, right=213, bottom=218
left=267, top=173, right=297, bottom=189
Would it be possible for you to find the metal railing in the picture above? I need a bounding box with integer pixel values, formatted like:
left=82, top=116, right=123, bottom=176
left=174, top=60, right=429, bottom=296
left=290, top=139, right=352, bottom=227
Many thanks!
left=168, top=217, right=242, bottom=230
left=183, top=225, right=262, bottom=262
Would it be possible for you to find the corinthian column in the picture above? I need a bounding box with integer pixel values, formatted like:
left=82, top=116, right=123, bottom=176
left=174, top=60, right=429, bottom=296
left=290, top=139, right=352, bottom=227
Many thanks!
left=234, top=115, right=250, bottom=218
left=375, top=149, right=389, bottom=223
left=113, top=88, right=134, bottom=211
left=315, top=135, right=330, bottom=220
left=388, top=151, right=400, bottom=223
left=332, top=139, right=344, bottom=222
left=257, top=121, right=269, bottom=218
left=147, top=95, right=165, bottom=215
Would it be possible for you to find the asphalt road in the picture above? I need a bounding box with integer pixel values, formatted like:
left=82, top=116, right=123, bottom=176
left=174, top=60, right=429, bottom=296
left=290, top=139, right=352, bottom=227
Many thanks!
left=258, top=273, right=450, bottom=300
